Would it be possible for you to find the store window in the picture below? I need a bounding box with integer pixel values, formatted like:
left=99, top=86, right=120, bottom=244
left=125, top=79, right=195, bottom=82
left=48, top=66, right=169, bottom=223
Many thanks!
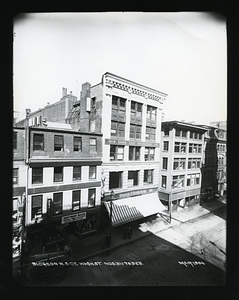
left=110, top=145, right=124, bottom=161
left=109, top=171, right=123, bottom=189
left=88, top=189, right=96, bottom=208
left=13, top=132, right=17, bottom=150
left=74, top=136, right=82, bottom=152
left=144, top=169, right=153, bottom=184
left=161, top=175, right=167, bottom=189
left=129, top=146, right=140, bottom=161
left=162, top=157, right=168, bottom=170
left=32, top=168, right=43, bottom=184
left=89, top=166, right=96, bottom=179
left=54, top=135, right=64, bottom=151
left=53, top=193, right=63, bottom=216
left=13, top=168, right=18, bottom=184
left=32, top=195, right=43, bottom=220
left=145, top=147, right=155, bottom=161
left=54, top=167, right=63, bottom=182
left=72, top=190, right=81, bottom=211
left=73, top=166, right=81, bottom=181
left=33, top=133, right=44, bottom=151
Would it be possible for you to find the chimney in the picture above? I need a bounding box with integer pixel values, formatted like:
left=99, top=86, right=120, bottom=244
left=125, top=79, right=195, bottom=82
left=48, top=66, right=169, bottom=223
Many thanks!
left=26, top=108, right=31, bottom=116
left=62, top=87, right=67, bottom=97
left=79, top=82, right=91, bottom=132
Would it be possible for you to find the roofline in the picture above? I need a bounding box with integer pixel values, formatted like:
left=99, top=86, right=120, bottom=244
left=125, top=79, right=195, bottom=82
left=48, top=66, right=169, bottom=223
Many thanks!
left=103, top=72, right=168, bottom=97
left=162, top=120, right=208, bottom=131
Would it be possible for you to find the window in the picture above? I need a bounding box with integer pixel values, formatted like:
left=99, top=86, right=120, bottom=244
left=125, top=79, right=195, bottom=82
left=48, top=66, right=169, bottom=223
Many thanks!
left=109, top=172, right=123, bottom=189
left=173, top=158, right=186, bottom=170
left=91, top=97, right=96, bottom=110
left=13, top=132, right=17, bottom=150
left=90, top=138, right=97, bottom=152
left=13, top=198, right=18, bottom=222
left=161, top=175, right=167, bottom=189
left=74, top=137, right=82, bottom=152
left=111, top=121, right=125, bottom=138
left=112, top=95, right=126, bottom=116
left=188, top=158, right=201, bottom=169
left=129, top=146, right=140, bottom=161
left=144, top=169, right=153, bottom=184
left=162, top=157, right=168, bottom=170
left=146, top=105, right=157, bottom=121
left=145, top=147, right=155, bottom=161
left=54, top=167, right=63, bottom=182
left=54, top=135, right=64, bottom=151
left=110, top=145, right=124, bottom=161
left=189, top=143, right=202, bottom=154
left=174, top=142, right=186, bottom=153
left=163, top=141, right=169, bottom=151
left=32, top=195, right=43, bottom=220
left=131, top=101, right=142, bottom=118
left=145, top=127, right=156, bottom=141
left=187, top=173, right=200, bottom=186
left=32, top=168, right=43, bottom=184
left=164, top=128, right=169, bottom=136
left=73, top=166, right=81, bottom=180
left=89, top=166, right=96, bottom=179
left=88, top=189, right=96, bottom=208
left=172, top=175, right=185, bottom=189
left=72, top=190, right=81, bottom=211
left=130, top=124, right=141, bottom=139
left=53, top=193, right=63, bottom=216
left=128, top=171, right=139, bottom=187
left=13, top=168, right=18, bottom=184
left=33, top=133, right=44, bottom=151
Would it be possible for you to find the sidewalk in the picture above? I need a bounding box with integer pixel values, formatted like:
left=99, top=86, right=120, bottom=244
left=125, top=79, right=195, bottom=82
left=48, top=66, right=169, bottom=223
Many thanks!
left=68, top=199, right=226, bottom=262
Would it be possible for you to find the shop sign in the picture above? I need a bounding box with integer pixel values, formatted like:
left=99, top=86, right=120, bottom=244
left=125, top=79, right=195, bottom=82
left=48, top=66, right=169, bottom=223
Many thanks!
left=61, top=212, right=86, bottom=224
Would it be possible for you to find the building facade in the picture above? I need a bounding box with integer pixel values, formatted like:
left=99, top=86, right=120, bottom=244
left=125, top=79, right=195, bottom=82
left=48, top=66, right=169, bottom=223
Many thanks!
left=158, top=121, right=207, bottom=210
left=75, top=72, right=168, bottom=227
left=200, top=124, right=227, bottom=201
left=13, top=120, right=103, bottom=251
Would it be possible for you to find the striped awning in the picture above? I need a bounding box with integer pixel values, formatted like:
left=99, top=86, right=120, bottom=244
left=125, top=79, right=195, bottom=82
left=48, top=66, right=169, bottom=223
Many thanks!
left=104, top=193, right=167, bottom=227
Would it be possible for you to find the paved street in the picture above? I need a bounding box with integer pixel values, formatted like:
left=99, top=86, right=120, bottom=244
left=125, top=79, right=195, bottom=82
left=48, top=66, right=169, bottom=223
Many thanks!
left=26, top=204, right=226, bottom=286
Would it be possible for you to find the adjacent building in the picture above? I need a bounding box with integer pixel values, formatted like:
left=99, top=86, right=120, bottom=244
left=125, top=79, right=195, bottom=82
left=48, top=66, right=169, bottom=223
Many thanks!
left=13, top=117, right=103, bottom=252
left=158, top=121, right=207, bottom=210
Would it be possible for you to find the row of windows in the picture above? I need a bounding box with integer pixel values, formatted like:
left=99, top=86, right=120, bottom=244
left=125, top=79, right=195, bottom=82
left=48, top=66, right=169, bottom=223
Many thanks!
left=163, top=141, right=202, bottom=154
left=109, top=169, right=154, bottom=189
left=162, top=157, right=201, bottom=170
left=13, top=166, right=97, bottom=185
left=112, top=96, right=157, bottom=122
left=163, top=128, right=202, bottom=140
left=32, top=134, right=97, bottom=152
left=110, top=146, right=156, bottom=161
left=161, top=173, right=200, bottom=189
left=111, top=121, right=156, bottom=141
left=31, top=189, right=96, bottom=220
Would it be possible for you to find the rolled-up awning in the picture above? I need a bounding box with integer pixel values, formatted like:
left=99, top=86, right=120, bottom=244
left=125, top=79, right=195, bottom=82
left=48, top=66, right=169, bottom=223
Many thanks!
left=104, top=192, right=167, bottom=227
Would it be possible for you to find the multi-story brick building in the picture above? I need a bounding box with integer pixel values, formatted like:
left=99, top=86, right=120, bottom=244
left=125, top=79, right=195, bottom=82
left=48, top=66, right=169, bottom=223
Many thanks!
left=158, top=121, right=207, bottom=211
left=13, top=118, right=103, bottom=251
left=71, top=72, right=168, bottom=228
left=200, top=124, right=227, bottom=202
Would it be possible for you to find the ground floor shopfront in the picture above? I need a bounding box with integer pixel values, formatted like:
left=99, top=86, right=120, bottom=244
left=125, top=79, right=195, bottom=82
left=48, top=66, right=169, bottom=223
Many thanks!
left=158, top=187, right=201, bottom=211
